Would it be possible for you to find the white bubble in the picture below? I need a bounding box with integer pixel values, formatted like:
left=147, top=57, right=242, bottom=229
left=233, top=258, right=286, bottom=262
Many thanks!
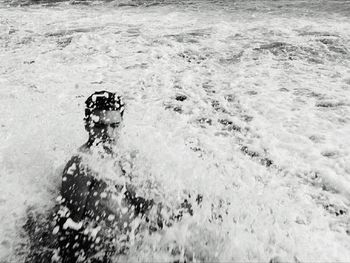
left=52, top=226, right=59, bottom=235
left=91, top=115, right=100, bottom=122
left=107, top=214, right=115, bottom=221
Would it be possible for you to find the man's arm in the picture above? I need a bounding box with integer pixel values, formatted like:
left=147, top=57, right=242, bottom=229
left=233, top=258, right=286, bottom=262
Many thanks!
left=60, top=156, right=92, bottom=222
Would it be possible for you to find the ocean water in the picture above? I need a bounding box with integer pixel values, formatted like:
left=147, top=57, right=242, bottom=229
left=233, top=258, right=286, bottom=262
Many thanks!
left=0, top=0, right=350, bottom=262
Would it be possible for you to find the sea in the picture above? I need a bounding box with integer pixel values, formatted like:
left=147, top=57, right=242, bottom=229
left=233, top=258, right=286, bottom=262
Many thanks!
left=0, top=0, right=350, bottom=262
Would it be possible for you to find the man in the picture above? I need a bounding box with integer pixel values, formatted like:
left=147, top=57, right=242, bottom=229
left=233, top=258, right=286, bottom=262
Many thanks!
left=54, top=91, right=155, bottom=263
left=54, top=91, right=200, bottom=263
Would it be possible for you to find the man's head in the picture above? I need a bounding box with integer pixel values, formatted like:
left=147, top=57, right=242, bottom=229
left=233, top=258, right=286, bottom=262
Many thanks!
left=84, top=91, right=125, bottom=144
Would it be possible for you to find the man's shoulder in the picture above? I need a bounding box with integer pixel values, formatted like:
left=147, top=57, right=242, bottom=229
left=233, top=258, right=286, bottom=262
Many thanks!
left=62, top=143, right=94, bottom=176
left=78, top=142, right=91, bottom=154
left=62, top=145, right=88, bottom=173
left=64, top=144, right=91, bottom=165
left=62, top=155, right=82, bottom=175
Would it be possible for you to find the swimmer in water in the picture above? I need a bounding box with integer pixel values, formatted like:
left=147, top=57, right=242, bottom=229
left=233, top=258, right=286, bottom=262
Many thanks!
left=54, top=91, right=199, bottom=263
left=54, top=91, right=156, bottom=263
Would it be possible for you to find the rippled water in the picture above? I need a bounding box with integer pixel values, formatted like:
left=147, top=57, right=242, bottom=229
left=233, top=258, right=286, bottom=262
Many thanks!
left=1, top=0, right=350, bottom=262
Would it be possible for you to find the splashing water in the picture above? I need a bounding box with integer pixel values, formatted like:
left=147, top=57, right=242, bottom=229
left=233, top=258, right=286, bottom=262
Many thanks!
left=1, top=0, right=350, bottom=262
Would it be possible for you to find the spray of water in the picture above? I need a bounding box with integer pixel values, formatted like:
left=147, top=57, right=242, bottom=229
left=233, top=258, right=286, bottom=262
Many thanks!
left=1, top=0, right=350, bottom=262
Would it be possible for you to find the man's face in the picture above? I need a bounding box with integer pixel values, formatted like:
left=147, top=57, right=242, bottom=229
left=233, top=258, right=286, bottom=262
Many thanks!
left=87, top=110, right=123, bottom=144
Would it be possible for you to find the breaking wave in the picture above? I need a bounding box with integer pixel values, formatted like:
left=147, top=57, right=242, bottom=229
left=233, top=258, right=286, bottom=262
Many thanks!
left=1, top=0, right=350, bottom=262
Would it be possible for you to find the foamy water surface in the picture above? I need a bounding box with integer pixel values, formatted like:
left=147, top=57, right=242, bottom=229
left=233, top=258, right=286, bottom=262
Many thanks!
left=1, top=0, right=350, bottom=262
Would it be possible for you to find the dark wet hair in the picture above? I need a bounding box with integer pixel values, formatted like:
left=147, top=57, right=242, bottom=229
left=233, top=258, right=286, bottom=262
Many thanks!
left=84, top=91, right=125, bottom=123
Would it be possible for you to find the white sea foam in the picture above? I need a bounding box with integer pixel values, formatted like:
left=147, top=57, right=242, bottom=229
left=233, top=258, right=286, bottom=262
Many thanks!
left=1, top=0, right=350, bottom=262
